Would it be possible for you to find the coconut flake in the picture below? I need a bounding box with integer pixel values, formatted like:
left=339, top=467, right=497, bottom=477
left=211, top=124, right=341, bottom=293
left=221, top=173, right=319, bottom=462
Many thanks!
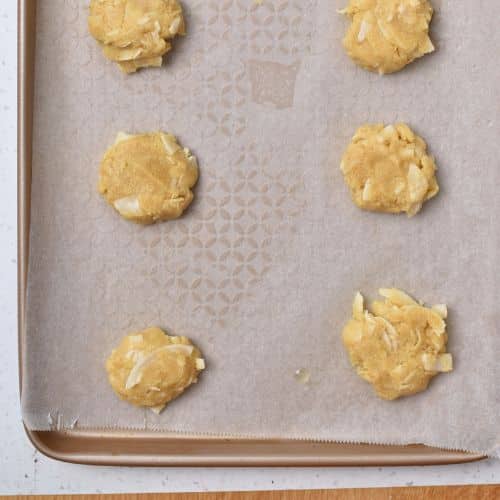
left=422, top=36, right=435, bottom=54
left=362, top=179, right=375, bottom=201
left=432, top=304, right=448, bottom=319
left=128, top=334, right=144, bottom=344
left=407, top=201, right=423, bottom=217
left=422, top=353, right=436, bottom=371
left=422, top=353, right=453, bottom=372
left=436, top=353, right=453, bottom=372
left=407, top=163, right=429, bottom=203
left=352, top=291, right=364, bottom=319
left=382, top=124, right=396, bottom=137
left=379, top=317, right=398, bottom=340
left=150, top=405, right=165, bottom=415
left=160, top=133, right=181, bottom=155
left=188, top=155, right=198, bottom=168
left=125, top=344, right=194, bottom=390
left=169, top=16, right=181, bottom=35
left=357, top=20, right=370, bottom=43
left=112, top=47, right=143, bottom=61
left=379, top=288, right=417, bottom=306
left=115, top=131, right=134, bottom=144
left=381, top=330, right=395, bottom=351
left=114, top=195, right=142, bottom=217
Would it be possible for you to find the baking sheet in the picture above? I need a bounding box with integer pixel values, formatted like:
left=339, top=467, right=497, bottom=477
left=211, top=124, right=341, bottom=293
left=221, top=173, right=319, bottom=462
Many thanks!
left=21, top=0, right=500, bottom=457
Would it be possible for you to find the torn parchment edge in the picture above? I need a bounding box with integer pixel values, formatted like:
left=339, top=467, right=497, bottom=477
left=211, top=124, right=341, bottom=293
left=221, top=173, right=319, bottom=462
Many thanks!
left=25, top=413, right=496, bottom=458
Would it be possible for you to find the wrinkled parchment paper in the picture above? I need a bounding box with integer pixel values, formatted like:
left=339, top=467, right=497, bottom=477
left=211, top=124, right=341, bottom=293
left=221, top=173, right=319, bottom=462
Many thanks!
left=22, top=0, right=500, bottom=456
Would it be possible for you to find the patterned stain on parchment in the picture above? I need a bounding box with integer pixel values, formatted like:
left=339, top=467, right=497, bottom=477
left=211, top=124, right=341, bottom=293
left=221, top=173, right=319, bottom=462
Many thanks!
left=204, top=0, right=317, bottom=55
left=136, top=144, right=306, bottom=329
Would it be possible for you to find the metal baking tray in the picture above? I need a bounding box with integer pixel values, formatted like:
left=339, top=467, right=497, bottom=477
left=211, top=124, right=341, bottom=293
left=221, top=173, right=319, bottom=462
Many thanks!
left=17, top=0, right=484, bottom=466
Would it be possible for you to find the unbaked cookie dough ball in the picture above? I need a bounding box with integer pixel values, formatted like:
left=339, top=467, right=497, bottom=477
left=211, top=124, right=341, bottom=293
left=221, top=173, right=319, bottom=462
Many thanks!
left=342, top=289, right=452, bottom=400
left=88, top=0, right=186, bottom=73
left=98, top=132, right=198, bottom=224
left=340, top=0, right=435, bottom=74
left=340, top=123, right=439, bottom=216
left=106, top=327, right=205, bottom=413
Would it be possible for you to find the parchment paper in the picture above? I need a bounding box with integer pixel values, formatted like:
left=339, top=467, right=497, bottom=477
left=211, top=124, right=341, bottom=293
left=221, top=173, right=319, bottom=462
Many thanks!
left=22, top=0, right=500, bottom=456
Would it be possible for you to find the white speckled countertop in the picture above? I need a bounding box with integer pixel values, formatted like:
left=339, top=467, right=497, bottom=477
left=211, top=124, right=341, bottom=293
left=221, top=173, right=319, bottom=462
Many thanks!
left=1, top=2, right=499, bottom=495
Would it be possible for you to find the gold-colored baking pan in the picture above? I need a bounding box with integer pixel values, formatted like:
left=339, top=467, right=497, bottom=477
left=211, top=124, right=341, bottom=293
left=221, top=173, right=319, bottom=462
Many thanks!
left=17, top=0, right=484, bottom=466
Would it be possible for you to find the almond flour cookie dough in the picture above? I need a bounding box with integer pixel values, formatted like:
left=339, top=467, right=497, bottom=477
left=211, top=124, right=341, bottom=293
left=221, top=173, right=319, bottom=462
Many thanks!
left=340, top=0, right=435, bottom=74
left=340, top=123, right=439, bottom=216
left=106, top=327, right=205, bottom=413
left=342, top=289, right=452, bottom=400
left=98, top=132, right=198, bottom=224
left=88, top=0, right=185, bottom=73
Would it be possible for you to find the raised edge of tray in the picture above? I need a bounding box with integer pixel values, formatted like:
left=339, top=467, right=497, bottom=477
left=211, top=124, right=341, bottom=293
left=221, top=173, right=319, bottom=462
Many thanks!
left=25, top=429, right=485, bottom=467
left=17, top=0, right=485, bottom=467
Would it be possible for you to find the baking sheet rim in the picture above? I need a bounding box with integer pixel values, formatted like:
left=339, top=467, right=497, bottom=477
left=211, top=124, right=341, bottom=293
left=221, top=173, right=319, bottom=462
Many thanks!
left=17, top=0, right=485, bottom=466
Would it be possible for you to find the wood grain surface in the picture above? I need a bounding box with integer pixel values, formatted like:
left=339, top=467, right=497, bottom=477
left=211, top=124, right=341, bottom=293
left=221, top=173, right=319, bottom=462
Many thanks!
left=7, top=485, right=500, bottom=500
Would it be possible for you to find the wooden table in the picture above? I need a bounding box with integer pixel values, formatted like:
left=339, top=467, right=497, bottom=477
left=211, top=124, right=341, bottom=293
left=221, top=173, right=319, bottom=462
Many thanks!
left=7, top=485, right=500, bottom=499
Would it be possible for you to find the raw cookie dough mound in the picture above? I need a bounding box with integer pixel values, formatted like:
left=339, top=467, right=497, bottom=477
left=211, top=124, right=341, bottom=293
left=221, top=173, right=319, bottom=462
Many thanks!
left=106, top=327, right=205, bottom=413
left=342, top=289, right=452, bottom=400
left=88, top=0, right=186, bottom=73
left=340, top=0, right=435, bottom=74
left=98, top=132, right=198, bottom=224
left=340, top=123, right=439, bottom=216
